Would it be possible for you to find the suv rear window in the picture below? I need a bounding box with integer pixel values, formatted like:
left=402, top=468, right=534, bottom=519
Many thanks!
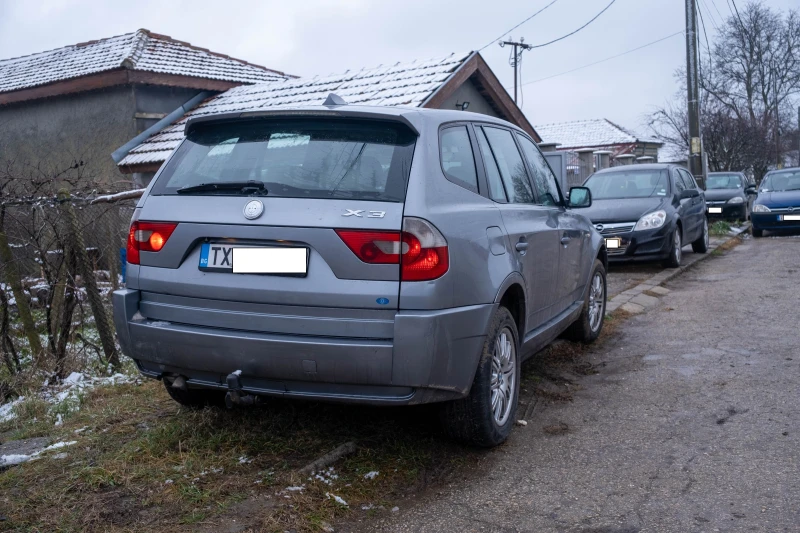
left=151, top=118, right=417, bottom=202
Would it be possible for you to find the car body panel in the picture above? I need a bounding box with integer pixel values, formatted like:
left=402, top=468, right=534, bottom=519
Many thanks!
left=113, top=105, right=604, bottom=405
left=752, top=168, right=800, bottom=233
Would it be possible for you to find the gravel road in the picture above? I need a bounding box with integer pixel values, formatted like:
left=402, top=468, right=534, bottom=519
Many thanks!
left=344, top=235, right=800, bottom=532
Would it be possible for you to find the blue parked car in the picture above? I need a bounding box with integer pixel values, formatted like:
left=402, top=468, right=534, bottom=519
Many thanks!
left=752, top=167, right=800, bottom=237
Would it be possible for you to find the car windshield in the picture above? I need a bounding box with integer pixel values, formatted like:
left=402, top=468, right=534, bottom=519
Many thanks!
left=760, top=170, right=800, bottom=192
left=151, top=118, right=417, bottom=201
left=707, top=173, right=743, bottom=189
left=584, top=169, right=669, bottom=199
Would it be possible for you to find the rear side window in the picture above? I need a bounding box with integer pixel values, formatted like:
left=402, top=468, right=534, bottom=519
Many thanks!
left=440, top=126, right=478, bottom=191
left=516, top=134, right=561, bottom=206
left=481, top=127, right=535, bottom=203
left=152, top=118, right=417, bottom=201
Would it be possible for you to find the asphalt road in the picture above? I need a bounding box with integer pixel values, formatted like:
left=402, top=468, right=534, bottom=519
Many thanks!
left=344, top=235, right=800, bottom=532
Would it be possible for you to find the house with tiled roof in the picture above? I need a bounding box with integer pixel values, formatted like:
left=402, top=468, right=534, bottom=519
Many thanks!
left=534, top=118, right=663, bottom=162
left=115, top=51, right=540, bottom=182
left=0, top=29, right=294, bottom=185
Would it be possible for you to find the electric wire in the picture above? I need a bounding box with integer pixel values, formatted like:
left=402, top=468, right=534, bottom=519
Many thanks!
left=518, top=31, right=684, bottom=87
left=526, top=0, right=618, bottom=49
left=477, top=0, right=560, bottom=51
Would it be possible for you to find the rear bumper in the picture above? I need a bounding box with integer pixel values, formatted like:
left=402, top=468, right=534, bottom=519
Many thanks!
left=113, top=289, right=494, bottom=405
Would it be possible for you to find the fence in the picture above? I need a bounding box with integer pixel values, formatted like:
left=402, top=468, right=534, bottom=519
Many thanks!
left=0, top=195, right=135, bottom=377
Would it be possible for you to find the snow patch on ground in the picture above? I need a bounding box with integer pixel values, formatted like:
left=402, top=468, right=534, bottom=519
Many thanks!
left=326, top=492, right=348, bottom=506
left=363, top=470, right=379, bottom=480
left=0, top=440, right=77, bottom=467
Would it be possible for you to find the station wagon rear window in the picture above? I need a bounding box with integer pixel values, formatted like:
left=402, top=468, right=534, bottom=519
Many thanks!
left=151, top=118, right=417, bottom=201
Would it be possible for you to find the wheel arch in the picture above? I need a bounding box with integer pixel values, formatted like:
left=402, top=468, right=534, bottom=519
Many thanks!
left=494, top=273, right=527, bottom=337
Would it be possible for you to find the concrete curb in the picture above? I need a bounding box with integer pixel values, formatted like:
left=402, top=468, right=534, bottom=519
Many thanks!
left=606, top=223, right=750, bottom=315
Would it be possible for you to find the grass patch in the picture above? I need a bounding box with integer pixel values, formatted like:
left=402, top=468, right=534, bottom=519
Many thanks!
left=709, top=220, right=732, bottom=236
left=0, top=378, right=480, bottom=532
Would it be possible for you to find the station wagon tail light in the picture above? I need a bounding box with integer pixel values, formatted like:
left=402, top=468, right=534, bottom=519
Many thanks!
left=335, top=217, right=449, bottom=281
left=126, top=221, right=178, bottom=264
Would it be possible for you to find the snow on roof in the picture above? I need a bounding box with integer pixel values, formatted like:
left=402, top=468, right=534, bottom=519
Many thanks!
left=118, top=52, right=470, bottom=167
left=0, top=29, right=291, bottom=95
left=533, top=119, right=661, bottom=150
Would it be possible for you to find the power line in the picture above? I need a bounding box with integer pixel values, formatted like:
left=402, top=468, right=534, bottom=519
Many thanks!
left=526, top=0, right=618, bottom=49
left=518, top=31, right=684, bottom=86
left=477, top=0, right=560, bottom=52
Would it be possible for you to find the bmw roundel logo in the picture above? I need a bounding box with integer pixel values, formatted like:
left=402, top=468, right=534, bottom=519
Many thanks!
left=595, top=224, right=604, bottom=232
left=243, top=200, right=264, bottom=220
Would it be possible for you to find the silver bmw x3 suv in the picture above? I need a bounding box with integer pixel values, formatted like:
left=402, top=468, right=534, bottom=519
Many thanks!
left=113, top=104, right=607, bottom=446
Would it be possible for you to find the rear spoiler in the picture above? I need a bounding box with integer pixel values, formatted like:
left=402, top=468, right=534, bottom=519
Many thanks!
left=185, top=109, right=420, bottom=137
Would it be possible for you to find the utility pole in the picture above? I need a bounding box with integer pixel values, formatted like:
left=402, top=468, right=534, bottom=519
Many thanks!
left=685, top=0, right=704, bottom=188
left=500, top=38, right=532, bottom=104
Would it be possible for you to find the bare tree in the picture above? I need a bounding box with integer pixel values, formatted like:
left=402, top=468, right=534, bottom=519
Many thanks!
left=648, top=2, right=800, bottom=180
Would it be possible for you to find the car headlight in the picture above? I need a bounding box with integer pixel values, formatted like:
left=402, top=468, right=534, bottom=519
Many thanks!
left=727, top=197, right=744, bottom=204
left=634, top=210, right=667, bottom=231
left=752, top=204, right=771, bottom=213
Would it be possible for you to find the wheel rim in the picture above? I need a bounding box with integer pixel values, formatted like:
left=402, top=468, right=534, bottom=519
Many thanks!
left=490, top=327, right=516, bottom=426
left=674, top=231, right=682, bottom=263
left=588, top=271, right=605, bottom=332
left=703, top=219, right=709, bottom=248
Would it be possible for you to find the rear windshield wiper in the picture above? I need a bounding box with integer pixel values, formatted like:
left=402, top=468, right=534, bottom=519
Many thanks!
left=176, top=180, right=269, bottom=195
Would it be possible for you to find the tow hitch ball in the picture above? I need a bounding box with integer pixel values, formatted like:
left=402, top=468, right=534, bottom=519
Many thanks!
left=225, top=370, right=258, bottom=408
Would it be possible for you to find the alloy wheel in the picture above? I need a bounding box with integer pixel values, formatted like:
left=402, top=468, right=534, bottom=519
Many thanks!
left=490, top=328, right=516, bottom=426
left=675, top=230, right=682, bottom=263
left=588, top=271, right=605, bottom=332
left=704, top=219, right=709, bottom=249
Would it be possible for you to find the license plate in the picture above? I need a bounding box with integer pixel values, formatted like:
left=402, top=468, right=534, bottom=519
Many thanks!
left=708, top=207, right=722, bottom=214
left=781, top=215, right=800, bottom=221
left=199, top=243, right=308, bottom=275
left=605, top=238, right=621, bottom=249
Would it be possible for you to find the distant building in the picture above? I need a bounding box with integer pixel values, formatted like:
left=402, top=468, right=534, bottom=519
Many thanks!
left=115, top=51, right=541, bottom=183
left=0, top=29, right=294, bottom=186
left=534, top=118, right=663, bottom=161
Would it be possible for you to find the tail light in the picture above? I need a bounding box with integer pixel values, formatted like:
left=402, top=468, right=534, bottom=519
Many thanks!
left=126, top=221, right=178, bottom=265
left=335, top=217, right=448, bottom=281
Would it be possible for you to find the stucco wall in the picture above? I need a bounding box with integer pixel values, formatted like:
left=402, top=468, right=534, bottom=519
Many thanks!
left=436, top=79, right=500, bottom=118
left=0, top=86, right=138, bottom=188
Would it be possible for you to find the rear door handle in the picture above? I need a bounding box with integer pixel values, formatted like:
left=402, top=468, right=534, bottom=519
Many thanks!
left=560, top=236, right=571, bottom=245
left=515, top=242, right=528, bottom=252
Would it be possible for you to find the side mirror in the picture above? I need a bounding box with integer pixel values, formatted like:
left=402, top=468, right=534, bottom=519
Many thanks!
left=745, top=185, right=757, bottom=195
left=568, top=186, right=592, bottom=208
left=680, top=188, right=699, bottom=199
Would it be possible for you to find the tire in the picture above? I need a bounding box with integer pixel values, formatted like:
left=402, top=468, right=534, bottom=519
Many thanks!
left=440, top=306, right=520, bottom=447
left=163, top=380, right=225, bottom=408
left=662, top=228, right=682, bottom=268
left=752, top=228, right=763, bottom=238
left=692, top=217, right=709, bottom=253
left=564, top=259, right=606, bottom=344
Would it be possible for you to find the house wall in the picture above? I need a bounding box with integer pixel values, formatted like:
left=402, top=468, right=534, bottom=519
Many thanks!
left=0, top=86, right=138, bottom=188
left=436, top=79, right=500, bottom=118
left=133, top=85, right=205, bottom=133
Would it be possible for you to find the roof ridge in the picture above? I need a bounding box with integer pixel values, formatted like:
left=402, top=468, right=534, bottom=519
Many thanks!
left=140, top=29, right=297, bottom=78
left=0, top=30, right=138, bottom=65
left=121, top=29, right=149, bottom=70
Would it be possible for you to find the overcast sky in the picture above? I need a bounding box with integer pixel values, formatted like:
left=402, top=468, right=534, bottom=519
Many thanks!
left=0, top=0, right=795, bottom=135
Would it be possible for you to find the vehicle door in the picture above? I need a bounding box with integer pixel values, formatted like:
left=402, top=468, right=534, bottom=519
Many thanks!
left=516, top=133, right=589, bottom=313
left=678, top=168, right=704, bottom=240
left=473, top=125, right=561, bottom=332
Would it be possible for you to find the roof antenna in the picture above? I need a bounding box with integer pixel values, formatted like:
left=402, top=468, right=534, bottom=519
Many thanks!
left=323, top=93, right=348, bottom=106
